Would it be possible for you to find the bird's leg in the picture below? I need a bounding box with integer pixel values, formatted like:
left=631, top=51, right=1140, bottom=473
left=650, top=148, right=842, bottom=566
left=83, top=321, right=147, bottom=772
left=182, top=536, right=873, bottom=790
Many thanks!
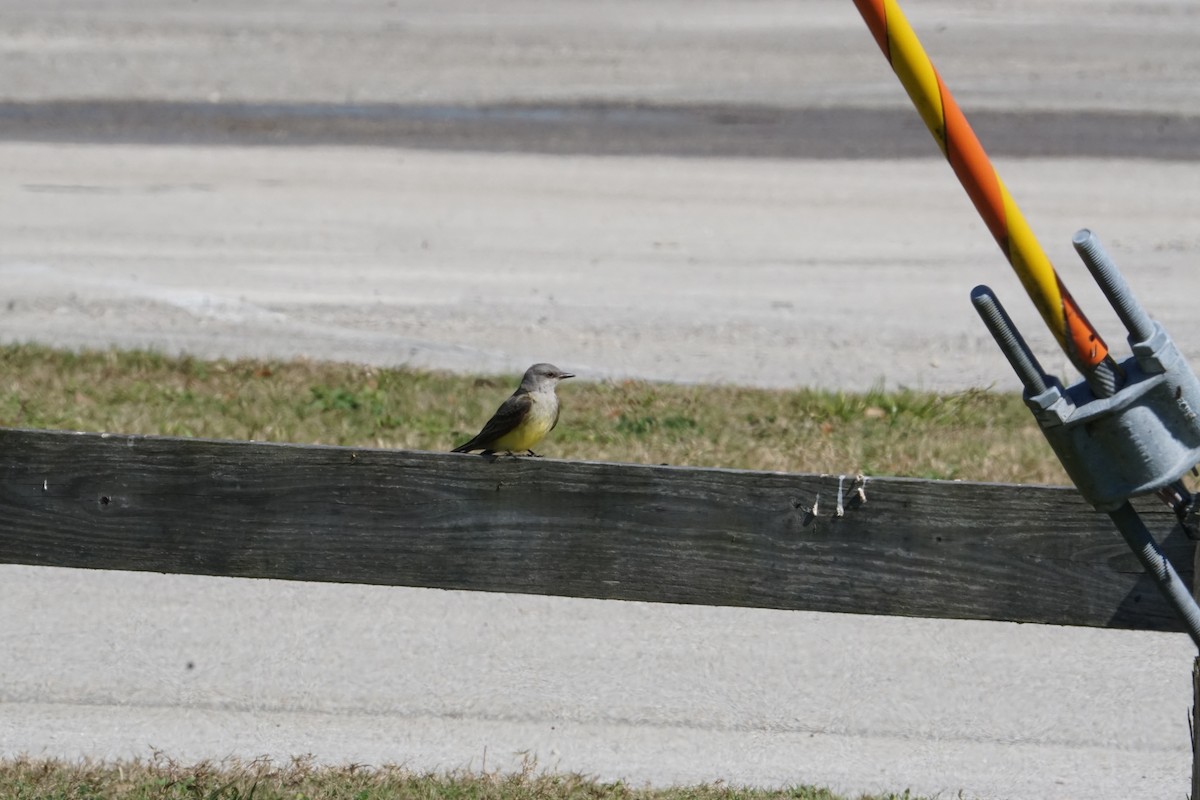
left=526, top=449, right=542, bottom=457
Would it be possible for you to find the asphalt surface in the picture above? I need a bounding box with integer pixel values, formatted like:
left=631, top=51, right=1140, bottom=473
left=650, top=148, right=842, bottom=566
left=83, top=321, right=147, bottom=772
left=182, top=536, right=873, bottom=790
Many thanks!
left=3, top=100, right=1200, bottom=160
left=2, top=2, right=1200, bottom=799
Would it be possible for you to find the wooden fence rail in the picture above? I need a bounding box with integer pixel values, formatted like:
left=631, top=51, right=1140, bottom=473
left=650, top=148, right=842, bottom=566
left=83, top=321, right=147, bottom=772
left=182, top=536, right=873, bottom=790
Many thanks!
left=0, top=427, right=1191, bottom=633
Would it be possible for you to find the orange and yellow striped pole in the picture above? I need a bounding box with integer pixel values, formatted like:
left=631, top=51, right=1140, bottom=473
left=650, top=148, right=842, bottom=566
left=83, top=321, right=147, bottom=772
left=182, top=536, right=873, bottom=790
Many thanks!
left=852, top=0, right=1119, bottom=391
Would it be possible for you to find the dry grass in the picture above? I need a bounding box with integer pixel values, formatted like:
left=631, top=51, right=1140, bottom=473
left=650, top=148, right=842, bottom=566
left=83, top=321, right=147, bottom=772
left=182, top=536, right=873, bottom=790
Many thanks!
left=0, top=754, right=936, bottom=800
left=0, top=343, right=1068, bottom=484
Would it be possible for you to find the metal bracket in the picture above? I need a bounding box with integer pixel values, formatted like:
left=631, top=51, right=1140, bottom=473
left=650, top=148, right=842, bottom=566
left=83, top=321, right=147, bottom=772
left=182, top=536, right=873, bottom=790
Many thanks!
left=973, top=229, right=1200, bottom=514
left=973, top=228, right=1200, bottom=649
left=1026, top=321, right=1200, bottom=512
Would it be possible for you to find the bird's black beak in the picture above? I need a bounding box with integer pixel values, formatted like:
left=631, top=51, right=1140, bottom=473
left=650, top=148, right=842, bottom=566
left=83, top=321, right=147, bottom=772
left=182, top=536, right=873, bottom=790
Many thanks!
left=560, top=372, right=575, bottom=380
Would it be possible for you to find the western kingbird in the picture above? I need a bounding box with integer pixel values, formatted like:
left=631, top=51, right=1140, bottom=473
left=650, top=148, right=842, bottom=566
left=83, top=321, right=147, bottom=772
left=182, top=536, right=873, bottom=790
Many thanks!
left=452, top=363, right=574, bottom=455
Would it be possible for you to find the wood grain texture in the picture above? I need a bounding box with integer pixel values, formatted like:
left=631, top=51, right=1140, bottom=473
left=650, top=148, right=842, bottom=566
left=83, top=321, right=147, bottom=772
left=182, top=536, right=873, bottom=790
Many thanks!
left=0, top=427, right=1191, bottom=632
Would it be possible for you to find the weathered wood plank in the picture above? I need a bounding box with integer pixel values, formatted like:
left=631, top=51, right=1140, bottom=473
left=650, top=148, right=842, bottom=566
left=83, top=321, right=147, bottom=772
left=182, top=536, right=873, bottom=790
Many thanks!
left=0, top=427, right=1190, bottom=632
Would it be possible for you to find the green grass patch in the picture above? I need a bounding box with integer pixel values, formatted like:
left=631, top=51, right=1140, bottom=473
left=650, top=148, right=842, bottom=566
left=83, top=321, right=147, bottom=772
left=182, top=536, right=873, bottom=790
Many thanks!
left=0, top=342, right=1066, bottom=485
left=0, top=755, right=938, bottom=800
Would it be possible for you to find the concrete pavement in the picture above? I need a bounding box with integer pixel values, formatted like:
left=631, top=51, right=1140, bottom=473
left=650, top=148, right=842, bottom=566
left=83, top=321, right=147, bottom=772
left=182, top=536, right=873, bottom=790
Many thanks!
left=2, top=2, right=1200, bottom=798
left=1, top=144, right=1198, bottom=394
left=2, top=566, right=1193, bottom=799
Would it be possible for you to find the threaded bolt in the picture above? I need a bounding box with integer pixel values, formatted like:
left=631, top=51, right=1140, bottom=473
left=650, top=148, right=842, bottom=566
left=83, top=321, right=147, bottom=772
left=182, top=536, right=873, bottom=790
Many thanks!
left=970, top=285, right=1050, bottom=395
left=1073, top=228, right=1156, bottom=344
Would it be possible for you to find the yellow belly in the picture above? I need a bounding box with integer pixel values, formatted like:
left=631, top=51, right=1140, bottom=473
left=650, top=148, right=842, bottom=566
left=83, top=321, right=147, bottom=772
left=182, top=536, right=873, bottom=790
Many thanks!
left=491, top=395, right=557, bottom=452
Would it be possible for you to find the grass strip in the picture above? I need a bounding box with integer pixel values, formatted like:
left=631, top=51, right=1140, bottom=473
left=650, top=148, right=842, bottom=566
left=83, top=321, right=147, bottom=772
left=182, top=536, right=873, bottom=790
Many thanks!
left=0, top=343, right=1065, bottom=485
left=0, top=755, right=938, bottom=800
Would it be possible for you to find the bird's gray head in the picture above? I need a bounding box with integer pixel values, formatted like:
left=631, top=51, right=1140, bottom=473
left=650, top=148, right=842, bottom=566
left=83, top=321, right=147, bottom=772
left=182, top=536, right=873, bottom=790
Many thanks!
left=520, top=362, right=574, bottom=391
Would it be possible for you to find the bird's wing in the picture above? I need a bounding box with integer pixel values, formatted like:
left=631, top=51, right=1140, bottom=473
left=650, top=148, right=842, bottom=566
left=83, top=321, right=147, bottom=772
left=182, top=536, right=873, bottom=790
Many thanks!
left=452, top=392, right=532, bottom=452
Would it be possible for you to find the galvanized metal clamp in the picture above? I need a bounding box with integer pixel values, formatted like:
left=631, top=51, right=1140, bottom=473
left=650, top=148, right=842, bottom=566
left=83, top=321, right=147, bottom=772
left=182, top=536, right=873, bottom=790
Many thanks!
left=973, top=229, right=1200, bottom=648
